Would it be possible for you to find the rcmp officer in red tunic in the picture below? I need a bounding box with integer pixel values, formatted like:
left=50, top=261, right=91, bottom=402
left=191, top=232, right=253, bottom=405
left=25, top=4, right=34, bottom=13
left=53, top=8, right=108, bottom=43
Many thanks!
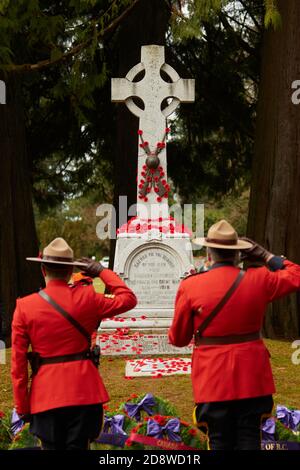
left=11, top=238, right=137, bottom=450
left=168, top=220, right=300, bottom=450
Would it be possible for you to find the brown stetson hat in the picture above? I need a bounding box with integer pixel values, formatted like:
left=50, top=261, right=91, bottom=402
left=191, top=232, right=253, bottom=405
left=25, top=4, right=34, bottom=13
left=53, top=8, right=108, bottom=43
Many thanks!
left=26, top=237, right=87, bottom=267
left=193, top=219, right=252, bottom=250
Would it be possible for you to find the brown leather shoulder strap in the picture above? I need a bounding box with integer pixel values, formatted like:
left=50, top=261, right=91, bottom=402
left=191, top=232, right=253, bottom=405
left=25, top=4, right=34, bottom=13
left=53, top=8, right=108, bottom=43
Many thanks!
left=38, top=290, right=91, bottom=346
left=196, top=270, right=245, bottom=337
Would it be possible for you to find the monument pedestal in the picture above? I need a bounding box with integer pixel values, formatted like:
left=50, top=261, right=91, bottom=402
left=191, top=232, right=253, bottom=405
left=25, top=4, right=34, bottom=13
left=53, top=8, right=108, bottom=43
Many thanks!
left=97, top=217, right=195, bottom=355
left=99, top=218, right=193, bottom=354
left=99, top=216, right=194, bottom=335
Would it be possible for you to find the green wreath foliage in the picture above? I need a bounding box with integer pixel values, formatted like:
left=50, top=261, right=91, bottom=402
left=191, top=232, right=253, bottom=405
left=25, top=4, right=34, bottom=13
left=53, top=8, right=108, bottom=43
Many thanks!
left=275, top=420, right=300, bottom=443
left=125, top=415, right=207, bottom=451
left=92, top=393, right=180, bottom=450
left=8, top=424, right=38, bottom=450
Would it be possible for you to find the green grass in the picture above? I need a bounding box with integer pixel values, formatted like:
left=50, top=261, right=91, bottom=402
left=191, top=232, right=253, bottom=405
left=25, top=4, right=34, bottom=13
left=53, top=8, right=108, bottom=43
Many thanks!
left=93, top=277, right=105, bottom=293
left=1, top=340, right=299, bottom=422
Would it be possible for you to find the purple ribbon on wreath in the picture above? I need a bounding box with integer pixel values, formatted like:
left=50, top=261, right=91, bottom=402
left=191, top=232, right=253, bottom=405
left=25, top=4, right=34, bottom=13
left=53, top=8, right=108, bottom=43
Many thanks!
left=147, top=418, right=181, bottom=442
left=261, top=418, right=276, bottom=442
left=276, top=405, right=300, bottom=432
left=11, top=408, right=24, bottom=436
left=103, top=414, right=127, bottom=436
left=124, top=393, right=156, bottom=422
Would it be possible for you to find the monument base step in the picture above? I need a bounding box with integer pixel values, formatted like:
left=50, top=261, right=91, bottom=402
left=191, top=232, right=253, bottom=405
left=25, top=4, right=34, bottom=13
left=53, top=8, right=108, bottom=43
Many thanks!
left=96, top=332, right=192, bottom=356
left=100, top=318, right=171, bottom=331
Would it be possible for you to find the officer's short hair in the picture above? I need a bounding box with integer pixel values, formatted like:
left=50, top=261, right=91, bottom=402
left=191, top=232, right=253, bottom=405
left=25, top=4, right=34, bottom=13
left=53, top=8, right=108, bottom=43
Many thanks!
left=42, top=263, right=73, bottom=279
left=209, top=247, right=239, bottom=262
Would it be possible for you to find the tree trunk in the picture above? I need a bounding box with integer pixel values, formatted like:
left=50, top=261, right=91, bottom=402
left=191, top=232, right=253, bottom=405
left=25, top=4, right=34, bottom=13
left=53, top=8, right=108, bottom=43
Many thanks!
left=247, top=0, right=300, bottom=338
left=0, top=73, right=42, bottom=341
left=109, top=0, right=171, bottom=267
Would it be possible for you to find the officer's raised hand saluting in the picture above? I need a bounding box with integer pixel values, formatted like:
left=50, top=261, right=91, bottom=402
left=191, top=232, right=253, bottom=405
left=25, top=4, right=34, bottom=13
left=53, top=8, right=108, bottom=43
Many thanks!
left=11, top=238, right=137, bottom=450
left=169, top=219, right=300, bottom=450
left=78, top=257, right=105, bottom=277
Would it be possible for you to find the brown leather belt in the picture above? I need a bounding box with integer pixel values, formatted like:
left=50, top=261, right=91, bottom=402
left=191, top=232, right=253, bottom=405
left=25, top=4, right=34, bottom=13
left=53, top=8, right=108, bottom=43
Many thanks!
left=27, top=349, right=92, bottom=377
left=40, top=350, right=91, bottom=365
left=194, top=331, right=261, bottom=346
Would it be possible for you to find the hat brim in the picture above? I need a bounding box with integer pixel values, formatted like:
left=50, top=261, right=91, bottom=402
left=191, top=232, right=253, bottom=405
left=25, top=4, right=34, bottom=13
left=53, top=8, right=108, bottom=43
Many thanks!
left=192, top=238, right=253, bottom=250
left=26, top=257, right=87, bottom=267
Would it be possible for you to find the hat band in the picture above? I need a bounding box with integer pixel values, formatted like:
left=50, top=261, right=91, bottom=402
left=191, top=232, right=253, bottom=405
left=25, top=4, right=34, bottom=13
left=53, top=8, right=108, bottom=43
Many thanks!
left=205, top=237, right=237, bottom=246
left=42, top=255, right=74, bottom=262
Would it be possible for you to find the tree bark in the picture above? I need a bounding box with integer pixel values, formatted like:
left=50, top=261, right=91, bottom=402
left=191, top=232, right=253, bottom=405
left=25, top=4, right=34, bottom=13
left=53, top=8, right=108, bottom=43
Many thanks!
left=0, top=73, right=42, bottom=341
left=247, top=0, right=300, bottom=338
left=109, top=0, right=171, bottom=267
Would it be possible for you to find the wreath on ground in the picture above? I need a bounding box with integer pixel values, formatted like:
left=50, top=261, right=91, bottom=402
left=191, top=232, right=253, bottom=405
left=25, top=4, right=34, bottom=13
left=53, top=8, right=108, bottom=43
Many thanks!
left=3, top=402, right=300, bottom=451
left=261, top=405, right=300, bottom=449
left=92, top=393, right=206, bottom=450
left=125, top=415, right=207, bottom=450
left=93, top=393, right=179, bottom=450
left=8, top=423, right=38, bottom=450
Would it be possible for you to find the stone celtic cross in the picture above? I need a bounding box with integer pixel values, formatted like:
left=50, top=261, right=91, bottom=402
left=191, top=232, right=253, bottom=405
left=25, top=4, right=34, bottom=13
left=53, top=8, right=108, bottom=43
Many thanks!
left=111, top=45, right=195, bottom=220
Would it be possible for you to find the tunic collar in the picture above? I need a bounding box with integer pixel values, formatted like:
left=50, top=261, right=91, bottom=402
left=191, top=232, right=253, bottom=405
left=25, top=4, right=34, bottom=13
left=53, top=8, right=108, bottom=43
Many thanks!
left=210, top=261, right=236, bottom=270
left=45, top=279, right=69, bottom=287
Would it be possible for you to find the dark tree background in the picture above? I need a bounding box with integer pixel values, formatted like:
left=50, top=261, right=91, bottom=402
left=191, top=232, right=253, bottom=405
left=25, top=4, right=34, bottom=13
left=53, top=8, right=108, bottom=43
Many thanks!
left=247, top=0, right=300, bottom=337
left=1, top=0, right=299, bottom=340
left=0, top=73, right=41, bottom=337
left=109, top=0, right=171, bottom=265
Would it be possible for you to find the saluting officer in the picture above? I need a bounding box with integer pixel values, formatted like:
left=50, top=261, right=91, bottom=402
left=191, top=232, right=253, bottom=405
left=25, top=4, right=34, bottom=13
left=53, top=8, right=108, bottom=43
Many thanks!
left=11, top=238, right=137, bottom=450
left=168, top=220, right=300, bottom=450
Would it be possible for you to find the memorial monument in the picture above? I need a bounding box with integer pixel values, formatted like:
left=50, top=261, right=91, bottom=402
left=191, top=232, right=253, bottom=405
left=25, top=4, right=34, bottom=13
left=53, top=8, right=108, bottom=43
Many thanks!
left=101, top=45, right=195, bottom=338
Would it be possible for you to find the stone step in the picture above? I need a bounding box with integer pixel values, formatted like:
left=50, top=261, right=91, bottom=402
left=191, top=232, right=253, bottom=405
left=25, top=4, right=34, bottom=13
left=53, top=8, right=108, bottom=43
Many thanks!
left=96, top=332, right=192, bottom=356
left=108, top=309, right=175, bottom=318
left=100, top=318, right=172, bottom=331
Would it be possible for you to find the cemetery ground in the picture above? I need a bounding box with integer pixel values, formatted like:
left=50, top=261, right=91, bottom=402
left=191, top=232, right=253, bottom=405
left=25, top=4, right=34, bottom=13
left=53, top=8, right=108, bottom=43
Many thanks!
left=1, top=279, right=299, bottom=448
left=0, top=339, right=299, bottom=428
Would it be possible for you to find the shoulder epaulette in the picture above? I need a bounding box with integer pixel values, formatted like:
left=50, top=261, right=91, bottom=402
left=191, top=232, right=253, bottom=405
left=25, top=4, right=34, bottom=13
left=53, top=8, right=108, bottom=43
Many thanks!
left=104, top=294, right=115, bottom=299
left=182, top=270, right=207, bottom=281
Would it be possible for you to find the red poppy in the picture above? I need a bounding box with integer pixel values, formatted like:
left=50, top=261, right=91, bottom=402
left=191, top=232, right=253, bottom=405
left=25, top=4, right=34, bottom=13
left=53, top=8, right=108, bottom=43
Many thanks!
left=153, top=415, right=166, bottom=426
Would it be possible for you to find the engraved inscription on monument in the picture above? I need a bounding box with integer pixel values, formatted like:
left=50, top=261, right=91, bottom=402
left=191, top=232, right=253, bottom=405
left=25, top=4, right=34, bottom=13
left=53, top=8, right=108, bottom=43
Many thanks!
left=126, top=247, right=181, bottom=308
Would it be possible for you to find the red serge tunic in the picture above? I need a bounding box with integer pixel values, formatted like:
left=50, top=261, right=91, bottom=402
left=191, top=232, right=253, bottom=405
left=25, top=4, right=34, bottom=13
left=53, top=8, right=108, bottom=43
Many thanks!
left=168, top=260, right=300, bottom=403
left=11, top=269, right=137, bottom=415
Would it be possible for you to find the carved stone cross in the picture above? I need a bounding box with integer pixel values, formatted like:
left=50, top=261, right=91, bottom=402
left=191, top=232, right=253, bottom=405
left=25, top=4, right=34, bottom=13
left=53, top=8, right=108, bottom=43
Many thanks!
left=111, top=45, right=195, bottom=219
